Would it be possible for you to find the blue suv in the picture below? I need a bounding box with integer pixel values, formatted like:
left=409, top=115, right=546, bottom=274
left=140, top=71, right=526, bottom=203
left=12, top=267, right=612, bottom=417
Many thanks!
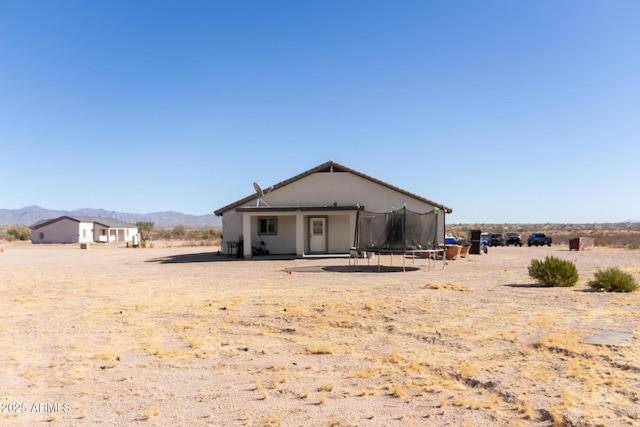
left=527, top=233, right=552, bottom=246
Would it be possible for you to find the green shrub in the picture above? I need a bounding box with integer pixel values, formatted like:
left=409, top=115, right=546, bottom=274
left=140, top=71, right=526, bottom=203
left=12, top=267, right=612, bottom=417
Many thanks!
left=6, top=224, right=31, bottom=241
left=588, top=267, right=638, bottom=292
left=528, top=255, right=578, bottom=287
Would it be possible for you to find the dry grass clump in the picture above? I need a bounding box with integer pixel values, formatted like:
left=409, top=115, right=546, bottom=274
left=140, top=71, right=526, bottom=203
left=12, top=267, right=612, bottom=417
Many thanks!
left=283, top=302, right=309, bottom=317
left=390, top=381, right=408, bottom=399
left=451, top=393, right=501, bottom=412
left=362, top=300, right=377, bottom=311
left=422, top=283, right=472, bottom=292
left=319, top=383, right=334, bottom=392
left=300, top=387, right=310, bottom=399
left=144, top=405, right=160, bottom=420
left=348, top=366, right=399, bottom=379
left=538, top=332, right=579, bottom=351
left=305, top=344, right=333, bottom=354
left=256, top=412, right=281, bottom=427
left=515, top=399, right=535, bottom=419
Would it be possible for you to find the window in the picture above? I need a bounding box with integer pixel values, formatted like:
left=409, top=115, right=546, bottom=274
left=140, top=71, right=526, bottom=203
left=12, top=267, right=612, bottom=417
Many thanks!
left=259, top=217, right=277, bottom=235
left=39, top=232, right=44, bottom=240
left=312, top=219, right=323, bottom=235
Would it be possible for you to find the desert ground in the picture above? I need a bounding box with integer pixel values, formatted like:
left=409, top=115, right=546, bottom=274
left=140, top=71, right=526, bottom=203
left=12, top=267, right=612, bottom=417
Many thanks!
left=1, top=241, right=639, bottom=426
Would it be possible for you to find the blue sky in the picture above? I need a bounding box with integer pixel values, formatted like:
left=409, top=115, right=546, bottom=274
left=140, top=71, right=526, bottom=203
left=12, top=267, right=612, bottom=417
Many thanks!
left=2, top=1, right=639, bottom=223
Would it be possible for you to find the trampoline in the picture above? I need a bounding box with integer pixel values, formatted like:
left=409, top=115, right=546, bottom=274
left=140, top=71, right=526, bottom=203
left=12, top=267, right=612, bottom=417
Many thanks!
left=349, top=207, right=445, bottom=272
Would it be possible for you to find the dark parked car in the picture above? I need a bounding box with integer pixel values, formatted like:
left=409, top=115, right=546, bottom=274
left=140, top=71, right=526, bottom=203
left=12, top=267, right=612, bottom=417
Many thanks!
left=486, top=233, right=505, bottom=247
left=527, top=233, right=553, bottom=246
left=504, top=232, right=523, bottom=246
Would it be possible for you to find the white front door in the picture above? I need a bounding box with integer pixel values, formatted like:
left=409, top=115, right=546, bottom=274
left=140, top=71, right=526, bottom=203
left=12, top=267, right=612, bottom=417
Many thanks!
left=309, top=217, right=326, bottom=253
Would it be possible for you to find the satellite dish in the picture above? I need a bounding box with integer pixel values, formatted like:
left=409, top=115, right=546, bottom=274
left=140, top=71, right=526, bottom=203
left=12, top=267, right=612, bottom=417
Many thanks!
left=253, top=182, right=264, bottom=197
left=253, top=182, right=270, bottom=207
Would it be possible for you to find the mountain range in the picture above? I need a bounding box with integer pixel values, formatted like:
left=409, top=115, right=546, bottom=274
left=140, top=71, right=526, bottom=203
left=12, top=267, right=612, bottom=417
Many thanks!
left=0, top=206, right=221, bottom=227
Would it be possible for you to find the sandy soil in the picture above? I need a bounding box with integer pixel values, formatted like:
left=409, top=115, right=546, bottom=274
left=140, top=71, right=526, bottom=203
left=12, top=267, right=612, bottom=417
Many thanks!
left=1, top=241, right=639, bottom=426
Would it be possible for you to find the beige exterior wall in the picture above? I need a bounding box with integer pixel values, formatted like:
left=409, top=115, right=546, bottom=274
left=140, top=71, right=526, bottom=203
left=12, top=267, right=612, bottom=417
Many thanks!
left=249, top=214, right=297, bottom=254
left=221, top=212, right=244, bottom=250
left=326, top=214, right=351, bottom=253
left=263, top=172, right=435, bottom=213
left=31, top=218, right=83, bottom=244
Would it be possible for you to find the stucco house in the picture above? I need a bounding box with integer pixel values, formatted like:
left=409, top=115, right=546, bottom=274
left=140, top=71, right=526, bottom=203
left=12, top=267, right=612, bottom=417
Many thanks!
left=30, top=216, right=139, bottom=244
left=214, top=160, right=452, bottom=258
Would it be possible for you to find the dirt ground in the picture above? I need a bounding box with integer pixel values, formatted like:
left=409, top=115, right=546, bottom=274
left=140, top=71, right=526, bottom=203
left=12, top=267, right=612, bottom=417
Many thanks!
left=1, top=241, right=639, bottom=426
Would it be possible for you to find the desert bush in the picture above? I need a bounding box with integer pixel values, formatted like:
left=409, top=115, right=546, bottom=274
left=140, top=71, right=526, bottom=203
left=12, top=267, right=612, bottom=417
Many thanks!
left=172, top=224, right=186, bottom=238
left=6, top=224, right=31, bottom=241
left=528, top=256, right=578, bottom=287
left=588, top=267, right=638, bottom=292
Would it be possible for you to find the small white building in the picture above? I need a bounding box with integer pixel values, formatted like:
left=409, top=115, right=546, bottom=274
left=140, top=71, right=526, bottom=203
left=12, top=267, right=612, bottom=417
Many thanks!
left=30, top=216, right=139, bottom=244
left=214, top=160, right=452, bottom=258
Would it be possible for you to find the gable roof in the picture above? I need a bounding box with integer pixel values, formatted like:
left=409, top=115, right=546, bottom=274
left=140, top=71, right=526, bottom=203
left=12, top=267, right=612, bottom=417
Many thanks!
left=30, top=216, right=138, bottom=230
left=214, top=160, right=452, bottom=216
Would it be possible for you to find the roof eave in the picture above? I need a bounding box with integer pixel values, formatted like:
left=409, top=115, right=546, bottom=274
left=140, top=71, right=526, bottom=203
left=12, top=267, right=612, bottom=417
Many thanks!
left=235, top=205, right=363, bottom=213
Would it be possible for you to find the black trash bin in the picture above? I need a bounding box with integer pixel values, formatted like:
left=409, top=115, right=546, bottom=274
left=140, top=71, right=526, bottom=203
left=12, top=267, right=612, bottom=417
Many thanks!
left=469, top=229, right=481, bottom=255
left=237, top=240, right=244, bottom=258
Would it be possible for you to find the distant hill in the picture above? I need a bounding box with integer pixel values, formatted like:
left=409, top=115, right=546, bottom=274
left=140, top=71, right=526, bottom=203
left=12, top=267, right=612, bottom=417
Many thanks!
left=0, top=206, right=221, bottom=227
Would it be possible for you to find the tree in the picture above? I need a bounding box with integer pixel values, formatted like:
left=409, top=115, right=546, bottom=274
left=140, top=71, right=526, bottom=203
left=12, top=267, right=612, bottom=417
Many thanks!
left=136, top=221, right=154, bottom=241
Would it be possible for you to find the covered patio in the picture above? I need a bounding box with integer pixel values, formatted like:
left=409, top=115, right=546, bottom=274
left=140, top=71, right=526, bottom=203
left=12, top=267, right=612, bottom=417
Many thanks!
left=234, top=205, right=361, bottom=259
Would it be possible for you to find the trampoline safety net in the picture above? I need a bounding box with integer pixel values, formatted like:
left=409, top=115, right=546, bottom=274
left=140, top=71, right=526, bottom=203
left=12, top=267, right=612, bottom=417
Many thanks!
left=354, top=207, right=439, bottom=252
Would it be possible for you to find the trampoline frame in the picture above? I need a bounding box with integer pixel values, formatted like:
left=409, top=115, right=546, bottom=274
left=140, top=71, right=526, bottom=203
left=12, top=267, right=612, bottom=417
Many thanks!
left=350, top=207, right=446, bottom=272
left=349, top=248, right=445, bottom=272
